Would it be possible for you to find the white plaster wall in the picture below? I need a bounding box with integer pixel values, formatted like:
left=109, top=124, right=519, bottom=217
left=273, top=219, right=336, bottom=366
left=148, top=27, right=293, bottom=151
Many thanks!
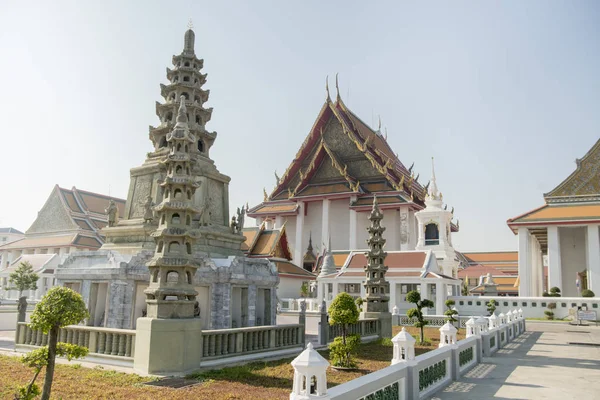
left=382, top=209, right=399, bottom=251
left=559, top=227, right=587, bottom=297
left=356, top=211, right=370, bottom=250
left=409, top=210, right=417, bottom=250
left=304, top=201, right=323, bottom=253
left=278, top=277, right=305, bottom=299
left=330, top=200, right=350, bottom=250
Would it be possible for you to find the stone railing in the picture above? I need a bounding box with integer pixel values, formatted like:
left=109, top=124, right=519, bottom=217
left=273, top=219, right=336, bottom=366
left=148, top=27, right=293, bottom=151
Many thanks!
left=395, top=314, right=472, bottom=328
left=291, top=315, right=526, bottom=399
left=201, top=324, right=302, bottom=360
left=328, top=319, right=380, bottom=342
left=15, top=323, right=136, bottom=359
left=450, top=295, right=600, bottom=319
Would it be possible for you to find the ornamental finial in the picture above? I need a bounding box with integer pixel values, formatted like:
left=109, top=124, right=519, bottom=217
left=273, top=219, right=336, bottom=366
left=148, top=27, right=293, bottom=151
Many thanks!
left=326, top=75, right=331, bottom=101
left=175, top=95, right=188, bottom=126
left=335, top=73, right=340, bottom=101
left=187, top=18, right=194, bottom=30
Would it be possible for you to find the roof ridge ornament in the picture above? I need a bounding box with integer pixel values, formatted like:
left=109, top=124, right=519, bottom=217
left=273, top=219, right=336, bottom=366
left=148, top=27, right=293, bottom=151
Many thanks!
left=335, top=73, right=340, bottom=101
left=325, top=75, right=331, bottom=102
left=187, top=18, right=194, bottom=30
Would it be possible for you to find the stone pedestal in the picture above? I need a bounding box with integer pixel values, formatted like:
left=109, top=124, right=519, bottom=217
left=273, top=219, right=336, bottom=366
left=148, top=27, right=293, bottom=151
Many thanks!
left=133, top=317, right=203, bottom=376
left=361, top=311, right=393, bottom=338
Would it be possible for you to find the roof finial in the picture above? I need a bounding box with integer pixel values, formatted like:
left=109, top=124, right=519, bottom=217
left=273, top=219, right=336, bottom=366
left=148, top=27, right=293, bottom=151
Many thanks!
left=427, top=156, right=440, bottom=201
left=325, top=76, right=331, bottom=101
left=183, top=24, right=195, bottom=55
left=378, top=115, right=382, bottom=132
left=187, top=18, right=194, bottom=30
left=335, top=73, right=340, bottom=101
left=384, top=127, right=388, bottom=140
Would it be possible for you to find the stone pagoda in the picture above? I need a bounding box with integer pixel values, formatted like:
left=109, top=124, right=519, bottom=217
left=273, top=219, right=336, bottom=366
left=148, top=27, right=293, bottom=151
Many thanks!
left=144, top=97, right=200, bottom=319
left=57, top=28, right=278, bottom=345
left=101, top=27, right=243, bottom=257
left=361, top=195, right=392, bottom=337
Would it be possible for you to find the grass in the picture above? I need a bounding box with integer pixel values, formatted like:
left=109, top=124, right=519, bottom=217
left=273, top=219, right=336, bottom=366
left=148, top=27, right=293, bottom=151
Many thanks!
left=526, top=317, right=569, bottom=322
left=0, top=326, right=462, bottom=400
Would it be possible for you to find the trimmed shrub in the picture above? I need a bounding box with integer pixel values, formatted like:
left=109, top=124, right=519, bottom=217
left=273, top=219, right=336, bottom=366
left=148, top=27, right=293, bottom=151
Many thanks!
left=581, top=289, right=595, bottom=298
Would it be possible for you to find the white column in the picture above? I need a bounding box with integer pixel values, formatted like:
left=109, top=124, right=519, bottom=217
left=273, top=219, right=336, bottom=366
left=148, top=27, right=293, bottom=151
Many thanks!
left=587, top=224, right=600, bottom=292
left=349, top=208, right=358, bottom=249
left=530, top=236, right=539, bottom=295
left=518, top=227, right=532, bottom=297
left=294, top=202, right=305, bottom=267
left=547, top=226, right=562, bottom=291
left=389, top=282, right=397, bottom=310
left=275, top=215, right=283, bottom=229
left=435, top=282, right=444, bottom=315
left=322, top=199, right=331, bottom=248
left=416, top=221, right=424, bottom=248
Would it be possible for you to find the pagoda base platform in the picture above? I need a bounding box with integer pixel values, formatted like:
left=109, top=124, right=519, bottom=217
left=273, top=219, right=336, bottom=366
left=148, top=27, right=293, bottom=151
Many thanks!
left=360, top=311, right=393, bottom=339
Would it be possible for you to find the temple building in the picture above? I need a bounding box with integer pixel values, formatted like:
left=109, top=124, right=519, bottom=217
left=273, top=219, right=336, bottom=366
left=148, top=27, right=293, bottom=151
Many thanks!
left=0, top=186, right=124, bottom=301
left=56, top=27, right=278, bottom=330
left=456, top=251, right=519, bottom=296
left=508, top=139, right=600, bottom=297
left=247, top=81, right=460, bottom=278
left=241, top=224, right=316, bottom=299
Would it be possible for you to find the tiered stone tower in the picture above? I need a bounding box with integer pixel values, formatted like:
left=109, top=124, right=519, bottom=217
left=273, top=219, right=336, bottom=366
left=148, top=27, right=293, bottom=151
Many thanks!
left=102, top=27, right=243, bottom=257
left=363, top=196, right=390, bottom=313
left=144, top=98, right=200, bottom=319
left=361, top=196, right=392, bottom=338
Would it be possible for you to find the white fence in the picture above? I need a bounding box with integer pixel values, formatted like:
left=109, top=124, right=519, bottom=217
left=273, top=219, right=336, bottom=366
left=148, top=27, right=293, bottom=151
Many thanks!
left=290, top=315, right=526, bottom=400
left=450, top=295, right=600, bottom=319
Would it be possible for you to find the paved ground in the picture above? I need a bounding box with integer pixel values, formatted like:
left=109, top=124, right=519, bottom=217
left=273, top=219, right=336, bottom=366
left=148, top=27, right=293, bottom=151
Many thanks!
left=0, top=330, right=15, bottom=351
left=431, top=322, right=600, bottom=400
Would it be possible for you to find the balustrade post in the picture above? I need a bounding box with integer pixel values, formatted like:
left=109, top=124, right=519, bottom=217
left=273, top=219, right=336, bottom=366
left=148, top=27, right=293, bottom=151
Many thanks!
left=98, top=332, right=106, bottom=354
left=89, top=331, right=98, bottom=353
left=236, top=332, right=244, bottom=353
left=269, top=328, right=276, bottom=349
left=118, top=334, right=126, bottom=356
left=125, top=335, right=133, bottom=357
left=111, top=333, right=119, bottom=355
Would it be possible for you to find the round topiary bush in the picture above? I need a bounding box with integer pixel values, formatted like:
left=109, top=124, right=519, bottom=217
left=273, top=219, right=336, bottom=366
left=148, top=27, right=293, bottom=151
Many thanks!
left=581, top=289, right=596, bottom=298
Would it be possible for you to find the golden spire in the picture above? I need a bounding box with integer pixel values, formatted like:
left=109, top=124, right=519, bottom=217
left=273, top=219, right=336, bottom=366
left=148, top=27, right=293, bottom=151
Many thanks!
left=325, top=76, right=331, bottom=102
left=263, top=188, right=268, bottom=202
left=335, top=73, right=340, bottom=101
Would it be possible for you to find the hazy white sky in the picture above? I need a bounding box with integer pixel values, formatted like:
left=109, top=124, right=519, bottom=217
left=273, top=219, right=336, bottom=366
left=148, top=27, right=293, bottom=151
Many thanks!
left=1, top=1, right=599, bottom=251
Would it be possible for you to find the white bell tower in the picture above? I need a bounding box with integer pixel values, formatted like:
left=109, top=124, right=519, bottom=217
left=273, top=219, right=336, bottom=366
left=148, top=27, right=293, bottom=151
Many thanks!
left=415, top=158, right=458, bottom=278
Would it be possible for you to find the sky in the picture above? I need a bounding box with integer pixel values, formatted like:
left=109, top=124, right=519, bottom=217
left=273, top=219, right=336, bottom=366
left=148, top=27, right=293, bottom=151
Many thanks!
left=0, top=1, right=599, bottom=251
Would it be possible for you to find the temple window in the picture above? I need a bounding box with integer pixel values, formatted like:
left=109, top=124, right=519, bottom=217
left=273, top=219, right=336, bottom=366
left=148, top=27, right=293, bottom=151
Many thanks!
left=176, top=165, right=183, bottom=174
left=186, top=167, right=190, bottom=175
left=174, top=189, right=183, bottom=199
left=182, top=92, right=189, bottom=100
left=183, top=76, right=190, bottom=82
left=171, top=213, right=181, bottom=224
left=198, top=140, right=204, bottom=152
left=166, top=271, right=179, bottom=283
left=184, top=61, right=190, bottom=67
left=425, top=223, right=439, bottom=245
left=186, top=242, right=192, bottom=254
left=185, top=145, right=188, bottom=152
left=168, top=241, right=180, bottom=252
left=194, top=96, right=200, bottom=103
left=161, top=214, right=166, bottom=224
left=166, top=112, right=173, bottom=122
left=195, top=115, right=201, bottom=125
left=176, top=143, right=182, bottom=152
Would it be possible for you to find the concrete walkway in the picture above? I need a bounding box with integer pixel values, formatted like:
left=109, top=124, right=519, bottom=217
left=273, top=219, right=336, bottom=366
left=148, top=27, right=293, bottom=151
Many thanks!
left=431, top=322, right=600, bottom=400
left=0, top=330, right=15, bottom=351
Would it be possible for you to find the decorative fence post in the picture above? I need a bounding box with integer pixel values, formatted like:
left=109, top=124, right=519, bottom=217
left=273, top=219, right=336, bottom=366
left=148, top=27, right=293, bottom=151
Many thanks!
left=439, top=322, right=457, bottom=348
left=318, top=301, right=329, bottom=346
left=476, top=316, right=488, bottom=334
left=391, top=327, right=415, bottom=364
left=466, top=317, right=477, bottom=338
left=299, top=299, right=307, bottom=347
left=290, top=343, right=330, bottom=400
left=489, top=313, right=498, bottom=330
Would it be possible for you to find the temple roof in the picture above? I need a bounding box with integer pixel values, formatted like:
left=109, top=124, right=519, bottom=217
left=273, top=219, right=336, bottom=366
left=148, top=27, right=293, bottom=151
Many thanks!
left=249, top=96, right=428, bottom=217
left=273, top=259, right=316, bottom=279
left=241, top=224, right=292, bottom=260
left=544, top=139, right=600, bottom=203
left=0, top=227, right=24, bottom=235
left=0, top=253, right=59, bottom=274
left=0, top=233, right=102, bottom=250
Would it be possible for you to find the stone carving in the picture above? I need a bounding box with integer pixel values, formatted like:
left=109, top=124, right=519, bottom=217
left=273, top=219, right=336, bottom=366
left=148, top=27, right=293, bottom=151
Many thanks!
left=236, top=205, right=245, bottom=234
left=207, top=179, right=224, bottom=225
left=547, top=145, right=600, bottom=199
left=143, top=195, right=154, bottom=223
left=197, top=202, right=211, bottom=226
left=230, top=216, right=238, bottom=233
left=105, top=199, right=118, bottom=227
left=131, top=177, right=153, bottom=218
left=399, top=212, right=409, bottom=244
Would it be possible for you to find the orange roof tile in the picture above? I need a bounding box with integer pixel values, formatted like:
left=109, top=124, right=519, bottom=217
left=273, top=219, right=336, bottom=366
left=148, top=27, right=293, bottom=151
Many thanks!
left=251, top=231, right=279, bottom=256
left=250, top=203, right=298, bottom=215
left=462, top=252, right=518, bottom=263
left=345, top=252, right=426, bottom=270
left=275, top=261, right=316, bottom=278
left=241, top=228, right=259, bottom=252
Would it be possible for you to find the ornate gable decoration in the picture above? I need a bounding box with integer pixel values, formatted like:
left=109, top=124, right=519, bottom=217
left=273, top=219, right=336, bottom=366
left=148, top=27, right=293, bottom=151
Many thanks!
left=545, top=139, right=600, bottom=203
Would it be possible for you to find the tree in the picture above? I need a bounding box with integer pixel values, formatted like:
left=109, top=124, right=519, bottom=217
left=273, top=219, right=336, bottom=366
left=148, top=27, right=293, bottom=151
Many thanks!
left=406, top=290, right=434, bottom=344
left=328, top=292, right=360, bottom=367
left=549, top=287, right=561, bottom=297
left=486, top=299, right=496, bottom=316
left=545, top=302, right=557, bottom=320
left=25, top=287, right=89, bottom=400
left=581, top=289, right=595, bottom=298
left=444, top=299, right=458, bottom=327
left=8, top=261, right=39, bottom=298
left=461, top=279, right=469, bottom=296
left=300, top=282, right=309, bottom=298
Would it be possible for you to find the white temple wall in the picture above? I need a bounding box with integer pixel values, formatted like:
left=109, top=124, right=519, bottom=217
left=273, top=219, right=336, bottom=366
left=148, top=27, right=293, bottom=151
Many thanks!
left=356, top=211, right=371, bottom=250
left=304, top=201, right=323, bottom=252
left=278, top=276, right=306, bottom=299
left=330, top=200, right=349, bottom=250
left=560, top=226, right=587, bottom=297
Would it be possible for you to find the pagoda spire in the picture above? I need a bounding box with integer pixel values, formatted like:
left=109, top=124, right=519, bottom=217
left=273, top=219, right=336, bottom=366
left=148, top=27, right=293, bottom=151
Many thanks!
left=144, top=95, right=201, bottom=319
left=425, top=157, right=443, bottom=209
left=362, top=195, right=390, bottom=313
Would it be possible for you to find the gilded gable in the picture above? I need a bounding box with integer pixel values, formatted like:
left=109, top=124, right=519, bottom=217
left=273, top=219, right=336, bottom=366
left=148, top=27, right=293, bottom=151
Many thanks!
left=322, top=118, right=363, bottom=159
left=545, top=139, right=600, bottom=202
